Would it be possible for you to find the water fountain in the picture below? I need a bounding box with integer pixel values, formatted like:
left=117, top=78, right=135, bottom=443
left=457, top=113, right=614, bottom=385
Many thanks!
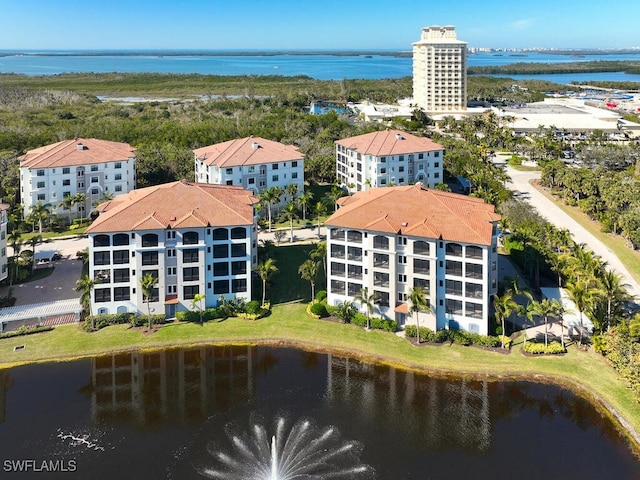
left=199, top=416, right=373, bottom=479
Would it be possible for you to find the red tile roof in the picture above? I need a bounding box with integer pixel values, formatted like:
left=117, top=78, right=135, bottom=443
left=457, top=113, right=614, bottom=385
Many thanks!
left=325, top=184, right=500, bottom=245
left=19, top=138, right=135, bottom=169
left=194, top=136, right=303, bottom=167
left=86, top=180, right=258, bottom=233
left=335, top=129, right=443, bottom=156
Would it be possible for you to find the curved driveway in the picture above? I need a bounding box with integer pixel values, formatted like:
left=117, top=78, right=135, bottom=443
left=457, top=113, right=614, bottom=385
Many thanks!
left=500, top=157, right=640, bottom=300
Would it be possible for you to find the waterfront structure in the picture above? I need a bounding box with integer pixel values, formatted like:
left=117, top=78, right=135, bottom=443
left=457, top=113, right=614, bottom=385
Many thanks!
left=413, top=25, right=467, bottom=112
left=325, top=184, right=500, bottom=335
left=19, top=138, right=136, bottom=220
left=85, top=180, right=258, bottom=318
left=194, top=136, right=305, bottom=206
left=335, top=129, right=444, bottom=193
left=0, top=202, right=9, bottom=283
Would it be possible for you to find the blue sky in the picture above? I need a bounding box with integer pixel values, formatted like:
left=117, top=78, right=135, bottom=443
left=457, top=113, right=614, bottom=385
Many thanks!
left=1, top=0, right=638, bottom=51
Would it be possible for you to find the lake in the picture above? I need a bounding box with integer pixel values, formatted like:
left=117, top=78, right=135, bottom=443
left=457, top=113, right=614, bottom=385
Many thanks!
left=0, top=345, right=637, bottom=479
left=1, top=51, right=640, bottom=83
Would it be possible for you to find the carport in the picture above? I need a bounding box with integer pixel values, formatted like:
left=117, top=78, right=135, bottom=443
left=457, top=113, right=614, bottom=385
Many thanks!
left=0, top=298, right=82, bottom=332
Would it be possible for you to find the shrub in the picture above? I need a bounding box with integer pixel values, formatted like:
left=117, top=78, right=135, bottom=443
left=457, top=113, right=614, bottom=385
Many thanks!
left=310, top=302, right=328, bottom=318
left=246, top=301, right=261, bottom=315
left=0, top=325, right=54, bottom=339
left=523, top=341, right=565, bottom=355
left=350, top=313, right=397, bottom=332
left=84, top=312, right=167, bottom=331
left=315, top=290, right=327, bottom=302
left=451, top=330, right=473, bottom=346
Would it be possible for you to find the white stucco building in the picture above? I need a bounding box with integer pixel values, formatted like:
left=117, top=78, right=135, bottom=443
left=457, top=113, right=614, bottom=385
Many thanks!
left=413, top=25, right=467, bottom=112
left=194, top=136, right=304, bottom=206
left=0, top=202, right=9, bottom=283
left=335, top=129, right=444, bottom=193
left=19, top=138, right=136, bottom=220
left=325, top=185, right=500, bottom=335
left=85, top=180, right=258, bottom=318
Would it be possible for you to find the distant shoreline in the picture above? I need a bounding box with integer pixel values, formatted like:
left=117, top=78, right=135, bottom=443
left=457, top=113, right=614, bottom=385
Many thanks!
left=0, top=50, right=412, bottom=58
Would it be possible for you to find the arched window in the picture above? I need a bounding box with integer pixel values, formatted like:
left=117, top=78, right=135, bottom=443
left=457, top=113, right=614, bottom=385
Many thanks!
left=183, top=231, right=199, bottom=245
left=231, top=227, right=246, bottom=239
left=373, top=235, right=389, bottom=250
left=413, top=240, right=430, bottom=256
left=141, top=233, right=158, bottom=247
left=446, top=242, right=462, bottom=256
left=213, top=228, right=228, bottom=241
left=93, top=235, right=110, bottom=247
left=113, top=233, right=129, bottom=246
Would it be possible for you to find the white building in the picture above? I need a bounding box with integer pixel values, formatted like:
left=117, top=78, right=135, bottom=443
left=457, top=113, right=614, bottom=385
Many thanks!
left=413, top=25, right=467, bottom=112
left=335, top=129, right=444, bottom=193
left=194, top=136, right=304, bottom=205
left=85, top=180, right=259, bottom=318
left=0, top=202, right=9, bottom=283
left=19, top=138, right=136, bottom=220
left=325, top=185, right=500, bottom=335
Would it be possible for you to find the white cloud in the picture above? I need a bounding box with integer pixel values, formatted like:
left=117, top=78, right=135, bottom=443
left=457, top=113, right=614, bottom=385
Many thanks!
left=509, top=19, right=535, bottom=30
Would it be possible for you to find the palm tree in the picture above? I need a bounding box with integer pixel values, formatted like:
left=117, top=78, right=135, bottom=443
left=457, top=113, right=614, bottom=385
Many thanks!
left=353, top=287, right=380, bottom=330
left=286, top=183, right=298, bottom=203
left=327, top=183, right=345, bottom=212
left=58, top=194, right=76, bottom=225
left=74, top=192, right=87, bottom=223
left=335, top=300, right=356, bottom=324
left=598, top=269, right=630, bottom=331
left=310, top=242, right=327, bottom=278
left=255, top=258, right=279, bottom=306
left=408, top=286, right=430, bottom=344
left=7, top=230, right=22, bottom=286
left=76, top=275, right=99, bottom=329
left=314, top=201, right=327, bottom=238
left=493, top=289, right=518, bottom=348
left=298, top=259, right=318, bottom=301
left=281, top=201, right=299, bottom=242
left=140, top=273, right=158, bottom=329
left=260, top=187, right=282, bottom=232
left=191, top=293, right=206, bottom=326
left=553, top=300, right=572, bottom=350
left=297, top=190, right=314, bottom=222
left=28, top=201, right=51, bottom=238
left=566, top=279, right=596, bottom=343
left=527, top=298, right=558, bottom=348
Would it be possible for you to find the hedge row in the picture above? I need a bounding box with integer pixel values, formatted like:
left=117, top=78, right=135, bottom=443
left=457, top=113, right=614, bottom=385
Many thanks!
left=405, top=325, right=502, bottom=348
left=522, top=341, right=566, bottom=355
left=0, top=325, right=54, bottom=339
left=83, top=313, right=168, bottom=331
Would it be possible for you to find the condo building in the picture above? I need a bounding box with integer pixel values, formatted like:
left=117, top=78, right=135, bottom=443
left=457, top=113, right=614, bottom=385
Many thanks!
left=85, top=180, right=258, bottom=318
left=0, top=202, right=9, bottom=283
left=413, top=25, right=467, bottom=112
left=325, top=185, right=500, bottom=335
left=194, top=136, right=304, bottom=205
left=19, top=138, right=136, bottom=219
left=335, top=129, right=444, bottom=193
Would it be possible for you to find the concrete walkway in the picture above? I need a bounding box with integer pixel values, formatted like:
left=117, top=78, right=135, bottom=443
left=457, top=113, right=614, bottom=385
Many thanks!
left=497, top=155, right=640, bottom=300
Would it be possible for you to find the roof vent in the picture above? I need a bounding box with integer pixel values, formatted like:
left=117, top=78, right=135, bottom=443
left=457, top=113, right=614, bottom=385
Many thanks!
left=169, top=216, right=176, bottom=221
left=76, top=143, right=86, bottom=150
left=401, top=222, right=408, bottom=227
left=395, top=133, right=404, bottom=140
left=252, top=142, right=260, bottom=150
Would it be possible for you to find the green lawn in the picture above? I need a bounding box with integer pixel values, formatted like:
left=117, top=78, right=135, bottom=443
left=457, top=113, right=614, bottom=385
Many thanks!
left=0, top=302, right=639, bottom=451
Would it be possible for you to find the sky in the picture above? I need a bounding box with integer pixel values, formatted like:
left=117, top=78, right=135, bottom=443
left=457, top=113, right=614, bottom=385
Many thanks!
left=0, top=0, right=639, bottom=51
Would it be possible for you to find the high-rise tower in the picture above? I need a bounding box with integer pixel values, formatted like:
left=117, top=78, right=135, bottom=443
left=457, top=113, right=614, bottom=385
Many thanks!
left=413, top=25, right=467, bottom=112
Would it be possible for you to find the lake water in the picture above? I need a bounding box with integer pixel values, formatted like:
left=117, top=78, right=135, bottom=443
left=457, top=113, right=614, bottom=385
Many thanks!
left=0, top=345, right=637, bottom=479
left=1, top=51, right=640, bottom=83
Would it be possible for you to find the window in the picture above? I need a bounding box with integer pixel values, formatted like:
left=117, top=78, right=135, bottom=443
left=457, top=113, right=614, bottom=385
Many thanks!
left=292, top=161, right=298, bottom=167
left=214, top=262, right=229, bottom=276
left=94, top=288, right=111, bottom=303
left=183, top=249, right=199, bottom=263
left=93, top=251, right=110, bottom=265
left=142, top=269, right=159, bottom=280
left=213, top=228, right=228, bottom=240
left=36, top=169, right=45, bottom=176
left=292, top=172, right=298, bottom=179
left=36, top=181, right=45, bottom=189
left=466, top=263, right=483, bottom=279
left=183, top=267, right=199, bottom=281
left=248, top=177, right=255, bottom=184
left=91, top=176, right=99, bottom=184
left=113, top=250, right=129, bottom=264
left=373, top=271, right=389, bottom=287
left=226, top=168, right=233, bottom=175
left=231, top=227, right=246, bottom=239
left=91, top=188, right=99, bottom=195
left=446, top=299, right=463, bottom=315
left=167, top=249, right=176, bottom=258
left=347, top=282, right=362, bottom=296
left=331, top=279, right=346, bottom=295
left=375, top=290, right=390, bottom=307
left=346, top=230, right=362, bottom=243
left=466, top=283, right=483, bottom=299
left=347, top=246, right=362, bottom=261
left=330, top=228, right=345, bottom=240
left=141, top=251, right=159, bottom=266
left=418, top=153, right=424, bottom=160
left=115, top=185, right=122, bottom=192
left=347, top=264, right=362, bottom=280
left=446, top=260, right=463, bottom=276
left=231, top=261, right=247, bottom=275
left=183, top=231, right=199, bottom=245
left=91, top=165, right=98, bottom=172
left=93, top=235, right=110, bottom=247
left=413, top=277, right=430, bottom=290
left=231, top=244, right=246, bottom=257
left=232, top=278, right=247, bottom=293
left=184, top=285, right=199, bottom=300
left=272, top=174, right=279, bottom=182
left=113, top=233, right=129, bottom=246
left=113, top=268, right=130, bottom=283
left=466, top=302, right=483, bottom=319
left=373, top=253, right=389, bottom=268
left=114, top=287, right=130, bottom=301
left=272, top=163, right=279, bottom=170
left=446, top=279, right=463, bottom=295
left=330, top=262, right=345, bottom=276
left=94, top=269, right=110, bottom=283
left=380, top=167, right=386, bottom=174
left=115, top=162, right=122, bottom=169
left=373, top=236, right=389, bottom=250
left=63, top=167, right=70, bottom=174
left=446, top=243, right=463, bottom=256
left=37, top=194, right=46, bottom=201
left=213, top=244, right=228, bottom=258
left=114, top=174, right=122, bottom=181
left=331, top=244, right=345, bottom=259
left=167, top=267, right=177, bottom=276
left=413, top=241, right=430, bottom=256
left=142, top=234, right=158, bottom=247
left=214, top=280, right=230, bottom=294
left=413, top=258, right=430, bottom=275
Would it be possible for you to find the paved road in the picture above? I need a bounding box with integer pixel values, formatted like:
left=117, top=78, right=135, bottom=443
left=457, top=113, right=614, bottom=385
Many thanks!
left=498, top=155, right=640, bottom=300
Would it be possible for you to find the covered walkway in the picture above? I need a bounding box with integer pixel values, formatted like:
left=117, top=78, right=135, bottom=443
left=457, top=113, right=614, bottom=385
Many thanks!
left=0, top=298, right=82, bottom=333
